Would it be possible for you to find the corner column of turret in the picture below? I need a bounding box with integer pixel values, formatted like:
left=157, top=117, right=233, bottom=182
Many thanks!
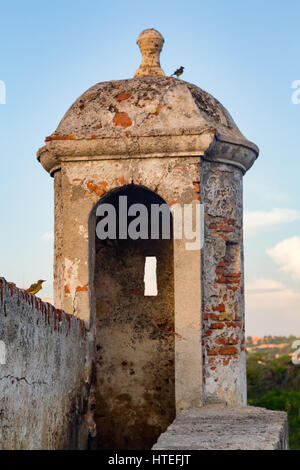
left=201, top=160, right=247, bottom=406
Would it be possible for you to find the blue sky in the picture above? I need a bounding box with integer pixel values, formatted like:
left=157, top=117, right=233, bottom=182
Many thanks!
left=0, top=0, right=300, bottom=336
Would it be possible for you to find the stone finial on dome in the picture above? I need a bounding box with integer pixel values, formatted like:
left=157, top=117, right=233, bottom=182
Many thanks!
left=134, top=29, right=165, bottom=77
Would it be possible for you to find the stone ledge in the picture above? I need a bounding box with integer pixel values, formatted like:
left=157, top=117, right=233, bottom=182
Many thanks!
left=152, top=406, right=289, bottom=450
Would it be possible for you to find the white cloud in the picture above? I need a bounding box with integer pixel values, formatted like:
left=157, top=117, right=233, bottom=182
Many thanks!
left=245, top=277, right=300, bottom=336
left=244, top=208, right=300, bottom=237
left=267, top=236, right=300, bottom=281
left=246, top=278, right=286, bottom=294
left=41, top=231, right=54, bottom=242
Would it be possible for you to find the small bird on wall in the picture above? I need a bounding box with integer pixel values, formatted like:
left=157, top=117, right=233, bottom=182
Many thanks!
left=171, top=66, right=185, bottom=78
left=25, top=280, right=46, bottom=295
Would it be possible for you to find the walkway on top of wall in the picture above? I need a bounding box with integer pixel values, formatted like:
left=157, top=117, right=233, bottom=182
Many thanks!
left=152, top=406, right=289, bottom=450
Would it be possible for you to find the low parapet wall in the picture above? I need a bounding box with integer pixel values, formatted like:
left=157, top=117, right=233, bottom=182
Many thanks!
left=0, top=278, right=92, bottom=450
left=152, top=406, right=289, bottom=450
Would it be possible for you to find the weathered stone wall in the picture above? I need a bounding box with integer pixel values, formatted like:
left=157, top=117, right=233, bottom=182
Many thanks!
left=0, top=278, right=91, bottom=450
left=201, top=161, right=246, bottom=405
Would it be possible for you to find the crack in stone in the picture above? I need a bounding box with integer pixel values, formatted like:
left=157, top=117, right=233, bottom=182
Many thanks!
left=0, top=375, right=48, bottom=386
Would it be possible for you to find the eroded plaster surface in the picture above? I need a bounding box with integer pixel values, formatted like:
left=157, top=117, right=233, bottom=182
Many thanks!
left=0, top=278, right=91, bottom=450
left=201, top=162, right=246, bottom=405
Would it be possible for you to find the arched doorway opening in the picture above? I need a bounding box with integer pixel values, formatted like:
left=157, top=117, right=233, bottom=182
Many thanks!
left=93, top=185, right=175, bottom=450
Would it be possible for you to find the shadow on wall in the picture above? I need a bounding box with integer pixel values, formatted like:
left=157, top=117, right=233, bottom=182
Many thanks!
left=89, top=185, right=176, bottom=450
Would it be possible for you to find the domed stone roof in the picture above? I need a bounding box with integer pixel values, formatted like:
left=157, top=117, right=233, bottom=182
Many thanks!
left=38, top=29, right=258, bottom=175
left=47, top=77, right=247, bottom=143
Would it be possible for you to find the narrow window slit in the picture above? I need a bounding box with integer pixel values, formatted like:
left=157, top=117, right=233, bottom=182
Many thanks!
left=144, top=256, right=158, bottom=296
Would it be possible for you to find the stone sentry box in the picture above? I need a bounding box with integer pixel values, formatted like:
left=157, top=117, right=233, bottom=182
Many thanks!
left=38, top=29, right=259, bottom=449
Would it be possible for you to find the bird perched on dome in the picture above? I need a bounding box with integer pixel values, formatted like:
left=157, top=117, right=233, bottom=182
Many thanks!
left=171, top=66, right=185, bottom=78
left=25, top=280, right=46, bottom=295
